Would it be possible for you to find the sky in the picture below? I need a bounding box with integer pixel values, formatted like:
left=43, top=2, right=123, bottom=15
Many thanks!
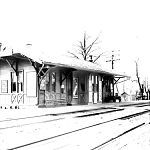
left=0, top=0, right=150, bottom=81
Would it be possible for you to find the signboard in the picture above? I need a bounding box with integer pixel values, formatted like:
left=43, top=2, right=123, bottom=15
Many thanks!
left=1, top=80, right=8, bottom=93
left=26, top=71, right=36, bottom=97
left=73, top=78, right=78, bottom=98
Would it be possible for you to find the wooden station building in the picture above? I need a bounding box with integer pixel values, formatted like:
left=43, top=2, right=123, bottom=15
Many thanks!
left=0, top=51, right=127, bottom=108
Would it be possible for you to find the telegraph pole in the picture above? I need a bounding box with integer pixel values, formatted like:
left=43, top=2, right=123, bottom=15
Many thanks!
left=106, top=50, right=120, bottom=100
left=106, top=50, right=120, bottom=69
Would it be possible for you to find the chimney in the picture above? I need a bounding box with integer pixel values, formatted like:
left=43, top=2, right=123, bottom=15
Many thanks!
left=89, top=55, right=93, bottom=62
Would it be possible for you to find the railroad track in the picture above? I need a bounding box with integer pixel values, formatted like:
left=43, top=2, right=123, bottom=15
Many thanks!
left=3, top=102, right=149, bottom=131
left=91, top=123, right=148, bottom=150
left=1, top=102, right=149, bottom=129
left=1, top=101, right=149, bottom=123
left=136, top=104, right=150, bottom=107
left=0, top=107, right=115, bottom=123
left=119, top=102, right=150, bottom=107
left=0, top=108, right=122, bottom=130
left=6, top=109, right=150, bottom=150
left=0, top=106, right=116, bottom=123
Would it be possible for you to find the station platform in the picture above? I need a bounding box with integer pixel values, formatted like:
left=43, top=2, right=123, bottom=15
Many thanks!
left=0, top=100, right=150, bottom=121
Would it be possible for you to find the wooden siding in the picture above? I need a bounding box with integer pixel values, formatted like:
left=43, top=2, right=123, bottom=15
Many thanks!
left=0, top=59, right=38, bottom=106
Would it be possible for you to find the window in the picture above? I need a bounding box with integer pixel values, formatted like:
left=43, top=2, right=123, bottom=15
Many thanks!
left=11, top=72, right=17, bottom=92
left=1, top=80, right=8, bottom=93
left=18, top=71, right=23, bottom=92
left=11, top=71, right=24, bottom=93
left=60, top=73, right=66, bottom=94
left=45, top=73, right=50, bottom=91
left=40, top=76, right=46, bottom=90
left=52, top=72, right=56, bottom=92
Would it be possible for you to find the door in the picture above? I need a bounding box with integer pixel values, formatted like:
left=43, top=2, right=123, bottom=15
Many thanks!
left=66, top=72, right=72, bottom=105
left=79, top=76, right=86, bottom=104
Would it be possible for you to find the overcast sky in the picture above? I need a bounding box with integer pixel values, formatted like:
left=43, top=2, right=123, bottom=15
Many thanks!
left=0, top=0, right=150, bottom=80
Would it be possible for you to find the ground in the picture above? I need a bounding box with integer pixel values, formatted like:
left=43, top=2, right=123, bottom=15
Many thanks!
left=0, top=100, right=150, bottom=149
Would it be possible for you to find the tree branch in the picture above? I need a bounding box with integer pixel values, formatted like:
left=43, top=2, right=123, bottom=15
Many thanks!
left=69, top=33, right=101, bottom=61
left=68, top=51, right=79, bottom=59
left=86, top=37, right=99, bottom=55
left=93, top=52, right=104, bottom=62
left=79, top=41, right=84, bottom=50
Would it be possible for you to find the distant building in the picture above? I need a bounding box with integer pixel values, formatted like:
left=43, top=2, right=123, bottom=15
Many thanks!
left=0, top=51, right=128, bottom=108
left=121, top=92, right=130, bottom=102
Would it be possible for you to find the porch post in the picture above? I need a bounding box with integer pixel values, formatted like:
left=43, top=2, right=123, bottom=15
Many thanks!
left=37, top=76, right=40, bottom=105
left=98, top=75, right=102, bottom=103
left=93, top=76, right=97, bottom=104
left=112, top=78, right=115, bottom=100
left=88, top=74, right=93, bottom=104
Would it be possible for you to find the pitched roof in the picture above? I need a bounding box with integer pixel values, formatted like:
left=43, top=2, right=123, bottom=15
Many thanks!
left=0, top=50, right=129, bottom=77
left=42, top=55, right=128, bottom=77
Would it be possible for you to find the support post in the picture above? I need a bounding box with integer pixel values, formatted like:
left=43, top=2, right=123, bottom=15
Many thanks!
left=112, top=78, right=115, bottom=98
left=88, top=74, right=93, bottom=104
left=98, top=76, right=102, bottom=103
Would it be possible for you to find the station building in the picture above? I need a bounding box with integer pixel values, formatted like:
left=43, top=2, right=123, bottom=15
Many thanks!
left=0, top=50, right=128, bottom=108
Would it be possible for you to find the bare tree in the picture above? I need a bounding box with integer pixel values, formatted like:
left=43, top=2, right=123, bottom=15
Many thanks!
left=68, top=33, right=104, bottom=63
left=135, top=59, right=143, bottom=99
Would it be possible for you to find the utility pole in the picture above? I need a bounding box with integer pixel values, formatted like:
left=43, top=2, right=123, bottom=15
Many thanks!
left=106, top=50, right=120, bottom=69
left=106, top=50, right=120, bottom=100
